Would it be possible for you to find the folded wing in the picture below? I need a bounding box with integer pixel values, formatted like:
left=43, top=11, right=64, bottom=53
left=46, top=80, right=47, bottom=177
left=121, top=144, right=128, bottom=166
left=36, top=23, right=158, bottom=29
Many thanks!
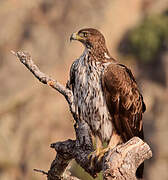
left=102, top=63, right=146, bottom=142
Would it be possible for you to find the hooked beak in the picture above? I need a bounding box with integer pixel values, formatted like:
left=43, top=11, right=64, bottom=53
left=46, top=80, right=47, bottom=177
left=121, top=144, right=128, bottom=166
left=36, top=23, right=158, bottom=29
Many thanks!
left=70, top=32, right=85, bottom=42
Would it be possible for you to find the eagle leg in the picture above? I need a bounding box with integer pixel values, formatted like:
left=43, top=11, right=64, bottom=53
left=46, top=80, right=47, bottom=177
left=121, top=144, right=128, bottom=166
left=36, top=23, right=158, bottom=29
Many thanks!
left=88, top=133, right=123, bottom=167
left=88, top=136, right=111, bottom=168
left=88, top=136, right=104, bottom=167
left=88, top=146, right=110, bottom=168
left=94, top=147, right=109, bottom=162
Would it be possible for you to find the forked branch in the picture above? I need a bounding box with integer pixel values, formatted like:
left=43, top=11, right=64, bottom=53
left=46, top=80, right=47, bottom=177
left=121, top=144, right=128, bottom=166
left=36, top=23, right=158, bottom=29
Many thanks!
left=13, top=51, right=152, bottom=180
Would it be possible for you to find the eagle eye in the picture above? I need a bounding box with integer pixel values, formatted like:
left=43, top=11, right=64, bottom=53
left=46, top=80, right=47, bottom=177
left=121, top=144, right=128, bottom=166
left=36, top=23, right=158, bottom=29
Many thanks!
left=83, top=32, right=88, bottom=37
left=79, top=31, right=88, bottom=38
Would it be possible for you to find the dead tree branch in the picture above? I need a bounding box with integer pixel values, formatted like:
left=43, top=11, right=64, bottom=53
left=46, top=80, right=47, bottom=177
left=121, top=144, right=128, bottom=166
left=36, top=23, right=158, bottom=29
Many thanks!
left=13, top=51, right=152, bottom=180
left=103, top=137, right=152, bottom=180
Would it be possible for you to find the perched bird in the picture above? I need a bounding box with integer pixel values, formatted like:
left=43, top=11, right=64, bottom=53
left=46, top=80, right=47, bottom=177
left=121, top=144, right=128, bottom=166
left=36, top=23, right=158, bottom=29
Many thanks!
left=69, top=28, right=146, bottom=179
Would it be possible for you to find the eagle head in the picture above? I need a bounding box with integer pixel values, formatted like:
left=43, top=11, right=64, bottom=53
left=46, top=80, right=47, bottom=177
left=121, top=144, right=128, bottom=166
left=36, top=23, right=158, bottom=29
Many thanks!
left=70, top=28, right=106, bottom=49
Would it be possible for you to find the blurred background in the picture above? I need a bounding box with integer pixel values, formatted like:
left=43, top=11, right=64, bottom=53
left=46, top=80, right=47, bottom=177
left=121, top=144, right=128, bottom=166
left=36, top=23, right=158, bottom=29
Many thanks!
left=0, top=0, right=168, bottom=180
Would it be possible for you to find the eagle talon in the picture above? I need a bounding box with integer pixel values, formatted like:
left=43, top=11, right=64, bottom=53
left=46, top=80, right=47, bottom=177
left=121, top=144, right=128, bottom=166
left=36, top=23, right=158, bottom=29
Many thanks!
left=88, top=147, right=110, bottom=168
left=97, top=147, right=110, bottom=162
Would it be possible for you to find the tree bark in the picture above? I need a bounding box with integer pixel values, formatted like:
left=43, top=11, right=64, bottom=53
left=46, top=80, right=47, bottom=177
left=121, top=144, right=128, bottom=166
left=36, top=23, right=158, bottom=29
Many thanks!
left=13, top=51, right=152, bottom=180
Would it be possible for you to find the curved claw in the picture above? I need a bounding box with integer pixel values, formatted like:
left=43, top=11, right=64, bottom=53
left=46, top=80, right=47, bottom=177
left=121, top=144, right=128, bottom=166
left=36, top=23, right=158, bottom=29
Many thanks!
left=88, top=147, right=110, bottom=168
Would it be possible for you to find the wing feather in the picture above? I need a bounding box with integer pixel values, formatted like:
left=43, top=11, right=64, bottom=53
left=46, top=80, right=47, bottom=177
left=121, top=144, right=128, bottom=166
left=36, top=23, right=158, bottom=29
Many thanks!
left=102, top=63, right=145, bottom=142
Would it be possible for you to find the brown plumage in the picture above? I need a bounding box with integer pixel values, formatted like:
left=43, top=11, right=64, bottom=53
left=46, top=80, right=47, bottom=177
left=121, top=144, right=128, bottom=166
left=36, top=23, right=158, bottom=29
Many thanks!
left=69, top=28, right=146, bottom=178
left=102, top=63, right=146, bottom=142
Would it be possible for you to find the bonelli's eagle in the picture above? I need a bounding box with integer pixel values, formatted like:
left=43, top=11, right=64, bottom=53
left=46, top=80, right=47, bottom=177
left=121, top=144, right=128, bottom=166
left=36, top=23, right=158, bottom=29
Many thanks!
left=69, top=28, right=146, bottom=179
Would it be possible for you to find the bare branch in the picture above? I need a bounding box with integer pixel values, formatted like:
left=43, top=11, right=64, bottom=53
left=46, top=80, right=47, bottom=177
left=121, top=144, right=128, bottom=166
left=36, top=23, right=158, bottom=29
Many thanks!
left=34, top=169, right=48, bottom=175
left=103, top=137, right=152, bottom=180
left=12, top=50, right=97, bottom=178
left=12, top=51, right=74, bottom=108
left=13, top=51, right=152, bottom=180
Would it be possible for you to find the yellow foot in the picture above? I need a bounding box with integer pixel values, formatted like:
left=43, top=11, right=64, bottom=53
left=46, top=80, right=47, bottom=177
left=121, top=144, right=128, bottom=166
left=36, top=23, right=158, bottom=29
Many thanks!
left=88, top=147, right=110, bottom=168
left=97, top=147, right=110, bottom=161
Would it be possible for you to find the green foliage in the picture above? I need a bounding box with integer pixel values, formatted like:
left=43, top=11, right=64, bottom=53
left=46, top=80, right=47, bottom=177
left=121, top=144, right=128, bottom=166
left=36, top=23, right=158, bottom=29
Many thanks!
left=71, top=161, right=103, bottom=180
left=125, top=14, right=168, bottom=63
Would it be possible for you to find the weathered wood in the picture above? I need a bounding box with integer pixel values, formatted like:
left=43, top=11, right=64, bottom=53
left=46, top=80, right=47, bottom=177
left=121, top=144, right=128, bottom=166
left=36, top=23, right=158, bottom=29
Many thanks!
left=13, top=51, right=152, bottom=180
left=103, top=137, right=152, bottom=180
